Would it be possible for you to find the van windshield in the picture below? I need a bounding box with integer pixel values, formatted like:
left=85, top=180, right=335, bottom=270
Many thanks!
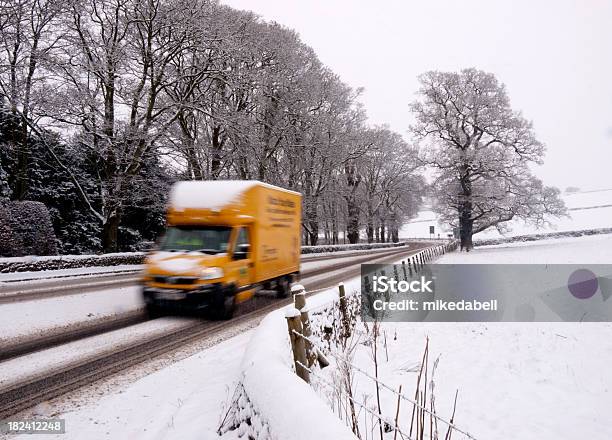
left=159, top=226, right=232, bottom=254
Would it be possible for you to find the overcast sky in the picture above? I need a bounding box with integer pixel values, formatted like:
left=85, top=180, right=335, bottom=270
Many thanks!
left=222, top=0, right=612, bottom=190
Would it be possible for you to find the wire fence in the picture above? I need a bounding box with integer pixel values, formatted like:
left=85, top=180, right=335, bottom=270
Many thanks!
left=295, top=359, right=413, bottom=440
left=292, top=329, right=476, bottom=440
left=284, top=241, right=475, bottom=440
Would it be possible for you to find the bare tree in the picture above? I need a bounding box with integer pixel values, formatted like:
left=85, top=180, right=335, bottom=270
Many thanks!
left=410, top=68, right=566, bottom=250
left=47, top=0, right=207, bottom=250
left=361, top=126, right=422, bottom=243
left=0, top=0, right=64, bottom=198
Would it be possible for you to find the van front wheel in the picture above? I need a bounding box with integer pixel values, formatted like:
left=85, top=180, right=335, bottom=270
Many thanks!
left=214, top=293, right=236, bottom=320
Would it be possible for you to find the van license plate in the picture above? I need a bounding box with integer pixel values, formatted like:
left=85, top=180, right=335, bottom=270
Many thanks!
left=156, top=291, right=186, bottom=300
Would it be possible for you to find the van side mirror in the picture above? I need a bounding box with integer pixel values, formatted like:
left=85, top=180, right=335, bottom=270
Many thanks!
left=234, top=243, right=250, bottom=260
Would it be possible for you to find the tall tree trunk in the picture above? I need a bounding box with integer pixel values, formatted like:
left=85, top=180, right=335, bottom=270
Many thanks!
left=14, top=122, right=29, bottom=200
left=459, top=208, right=473, bottom=251
left=344, top=164, right=361, bottom=244
left=346, top=201, right=359, bottom=244
left=459, top=163, right=474, bottom=251
left=366, top=223, right=374, bottom=243
left=366, top=202, right=374, bottom=243
left=332, top=220, right=338, bottom=244
left=308, top=220, right=319, bottom=246
left=210, top=125, right=223, bottom=179
left=102, top=212, right=120, bottom=253
left=323, top=220, right=330, bottom=244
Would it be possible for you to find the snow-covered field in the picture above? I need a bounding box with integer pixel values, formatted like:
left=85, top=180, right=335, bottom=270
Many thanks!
left=343, top=321, right=612, bottom=440
left=319, top=233, right=612, bottom=440
left=400, top=188, right=612, bottom=239
left=440, top=233, right=612, bottom=264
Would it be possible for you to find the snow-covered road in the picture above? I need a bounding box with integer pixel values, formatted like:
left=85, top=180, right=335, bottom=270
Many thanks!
left=0, top=286, right=143, bottom=344
left=0, top=248, right=416, bottom=345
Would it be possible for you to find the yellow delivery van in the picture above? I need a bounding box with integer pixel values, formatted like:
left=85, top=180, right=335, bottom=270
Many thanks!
left=142, top=180, right=302, bottom=319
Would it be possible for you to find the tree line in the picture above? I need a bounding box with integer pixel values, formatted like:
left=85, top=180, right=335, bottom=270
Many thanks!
left=0, top=0, right=423, bottom=254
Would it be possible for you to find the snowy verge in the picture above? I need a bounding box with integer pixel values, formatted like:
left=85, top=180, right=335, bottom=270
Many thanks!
left=301, top=241, right=406, bottom=254
left=0, top=264, right=143, bottom=283
left=0, top=252, right=145, bottom=274
left=236, top=306, right=358, bottom=440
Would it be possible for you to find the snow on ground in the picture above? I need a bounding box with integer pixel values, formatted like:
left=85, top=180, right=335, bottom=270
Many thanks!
left=5, top=236, right=610, bottom=440
left=10, top=330, right=252, bottom=440
left=238, top=306, right=357, bottom=440
left=439, top=233, right=612, bottom=264
left=6, top=283, right=363, bottom=440
left=344, top=321, right=612, bottom=440
left=0, top=286, right=143, bottom=343
left=400, top=188, right=612, bottom=239
left=0, top=253, right=143, bottom=265
left=308, top=234, right=612, bottom=439
left=0, top=265, right=142, bottom=283
left=399, top=208, right=451, bottom=238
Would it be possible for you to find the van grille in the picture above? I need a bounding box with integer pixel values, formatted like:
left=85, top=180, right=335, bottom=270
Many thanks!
left=153, top=276, right=198, bottom=285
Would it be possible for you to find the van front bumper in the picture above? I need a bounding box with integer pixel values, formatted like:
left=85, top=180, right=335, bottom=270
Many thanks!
left=142, top=283, right=227, bottom=311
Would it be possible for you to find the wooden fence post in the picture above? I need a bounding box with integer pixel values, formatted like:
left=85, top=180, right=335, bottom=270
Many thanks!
left=286, top=307, right=310, bottom=383
left=292, top=284, right=306, bottom=310
left=291, top=284, right=314, bottom=365
left=338, top=283, right=351, bottom=339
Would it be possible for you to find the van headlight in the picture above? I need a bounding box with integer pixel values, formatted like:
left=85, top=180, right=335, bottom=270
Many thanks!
left=201, top=267, right=224, bottom=280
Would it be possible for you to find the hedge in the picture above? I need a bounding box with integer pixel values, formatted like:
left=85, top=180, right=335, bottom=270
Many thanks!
left=0, top=242, right=407, bottom=273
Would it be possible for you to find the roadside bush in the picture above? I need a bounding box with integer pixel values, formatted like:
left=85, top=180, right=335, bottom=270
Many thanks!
left=302, top=241, right=406, bottom=254
left=0, top=201, right=58, bottom=257
left=0, top=203, right=23, bottom=257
